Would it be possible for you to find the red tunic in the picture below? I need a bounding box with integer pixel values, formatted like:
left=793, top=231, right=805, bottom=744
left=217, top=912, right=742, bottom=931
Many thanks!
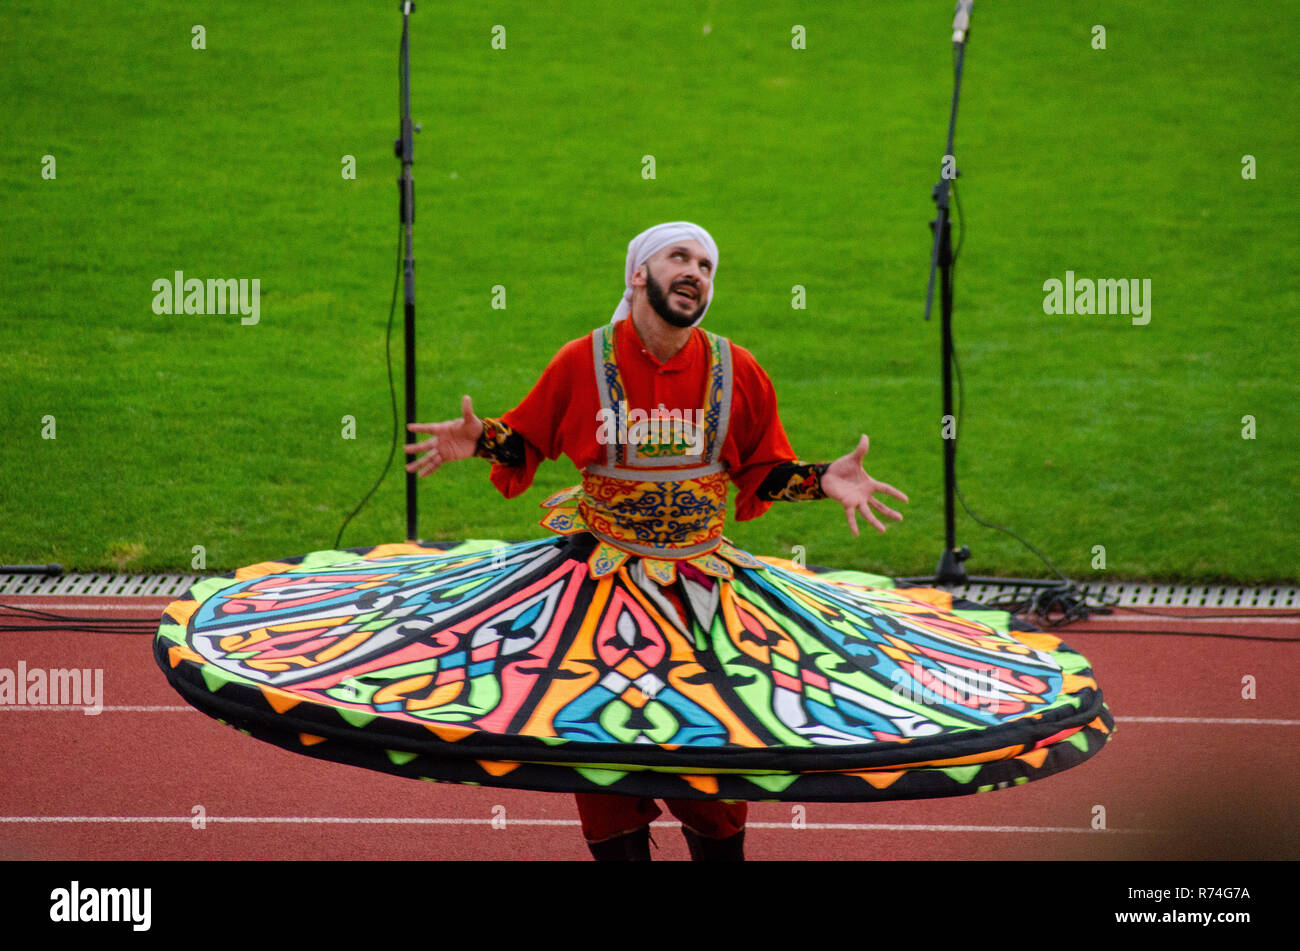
left=491, top=317, right=799, bottom=523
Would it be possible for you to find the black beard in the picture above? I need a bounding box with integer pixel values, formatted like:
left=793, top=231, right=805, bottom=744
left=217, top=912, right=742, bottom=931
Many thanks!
left=645, top=267, right=706, bottom=328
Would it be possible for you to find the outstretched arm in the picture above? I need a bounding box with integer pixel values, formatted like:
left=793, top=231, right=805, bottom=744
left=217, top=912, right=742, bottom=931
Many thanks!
left=405, top=395, right=530, bottom=477
left=404, top=395, right=484, bottom=477
left=818, top=434, right=909, bottom=536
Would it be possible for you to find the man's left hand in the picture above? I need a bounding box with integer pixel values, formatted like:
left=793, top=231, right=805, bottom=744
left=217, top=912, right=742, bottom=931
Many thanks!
left=820, top=434, right=909, bottom=537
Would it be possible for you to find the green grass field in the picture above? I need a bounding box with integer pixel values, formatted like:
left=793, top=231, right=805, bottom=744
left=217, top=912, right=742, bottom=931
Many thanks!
left=2, top=2, right=1297, bottom=581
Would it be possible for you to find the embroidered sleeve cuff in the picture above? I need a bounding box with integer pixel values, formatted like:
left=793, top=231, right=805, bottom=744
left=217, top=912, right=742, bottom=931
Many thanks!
left=755, top=461, right=830, bottom=502
left=475, top=417, right=526, bottom=468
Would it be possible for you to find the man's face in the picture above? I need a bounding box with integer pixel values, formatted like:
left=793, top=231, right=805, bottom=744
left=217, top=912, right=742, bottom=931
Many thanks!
left=633, top=240, right=714, bottom=328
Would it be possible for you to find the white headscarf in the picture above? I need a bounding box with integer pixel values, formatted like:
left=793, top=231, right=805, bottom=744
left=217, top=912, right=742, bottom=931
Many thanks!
left=610, top=221, right=719, bottom=327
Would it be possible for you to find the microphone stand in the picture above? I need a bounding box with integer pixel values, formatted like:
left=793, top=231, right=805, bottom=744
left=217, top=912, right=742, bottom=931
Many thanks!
left=897, top=3, right=1075, bottom=605
left=396, top=1, right=420, bottom=542
left=909, top=3, right=973, bottom=585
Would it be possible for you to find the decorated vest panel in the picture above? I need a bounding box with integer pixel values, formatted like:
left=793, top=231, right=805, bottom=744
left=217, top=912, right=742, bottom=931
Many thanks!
left=539, top=323, right=762, bottom=581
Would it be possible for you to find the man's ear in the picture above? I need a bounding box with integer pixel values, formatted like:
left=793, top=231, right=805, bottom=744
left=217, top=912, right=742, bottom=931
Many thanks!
left=629, top=264, right=647, bottom=288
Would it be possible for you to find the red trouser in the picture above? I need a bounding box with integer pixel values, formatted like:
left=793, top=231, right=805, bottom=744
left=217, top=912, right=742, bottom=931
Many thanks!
left=575, top=793, right=747, bottom=843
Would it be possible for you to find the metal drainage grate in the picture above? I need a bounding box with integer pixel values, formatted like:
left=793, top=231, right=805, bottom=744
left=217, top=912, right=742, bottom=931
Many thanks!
left=952, top=581, right=1299, bottom=609
left=0, top=573, right=202, bottom=598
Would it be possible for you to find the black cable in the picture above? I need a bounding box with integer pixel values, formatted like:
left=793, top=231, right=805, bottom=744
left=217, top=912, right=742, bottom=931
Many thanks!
left=946, top=178, right=1074, bottom=587
left=335, top=35, right=412, bottom=551
left=977, top=588, right=1098, bottom=627
left=0, top=604, right=153, bottom=623
left=0, top=604, right=157, bottom=634
left=0, top=616, right=153, bottom=635
left=1047, top=626, right=1298, bottom=644
left=334, top=223, right=404, bottom=550
left=0, top=624, right=156, bottom=630
left=942, top=144, right=1296, bottom=609
left=1100, top=603, right=1300, bottom=620
left=7, top=615, right=154, bottom=622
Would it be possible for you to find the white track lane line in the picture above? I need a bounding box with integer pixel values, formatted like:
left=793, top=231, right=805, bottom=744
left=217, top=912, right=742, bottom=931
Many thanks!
left=0, top=816, right=1153, bottom=833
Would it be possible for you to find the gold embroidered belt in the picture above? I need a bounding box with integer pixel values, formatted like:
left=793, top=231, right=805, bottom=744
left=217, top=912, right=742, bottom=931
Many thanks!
left=536, top=467, right=765, bottom=584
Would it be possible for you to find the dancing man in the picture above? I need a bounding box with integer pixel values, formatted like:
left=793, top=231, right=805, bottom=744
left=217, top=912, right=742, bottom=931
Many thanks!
left=405, top=221, right=908, bottom=860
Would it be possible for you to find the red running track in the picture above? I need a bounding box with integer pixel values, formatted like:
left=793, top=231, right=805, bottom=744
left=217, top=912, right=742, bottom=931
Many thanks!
left=2, top=597, right=1296, bottom=861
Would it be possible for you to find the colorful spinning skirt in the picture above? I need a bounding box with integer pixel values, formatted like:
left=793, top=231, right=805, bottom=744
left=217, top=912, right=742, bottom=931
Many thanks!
left=154, top=534, right=1113, bottom=801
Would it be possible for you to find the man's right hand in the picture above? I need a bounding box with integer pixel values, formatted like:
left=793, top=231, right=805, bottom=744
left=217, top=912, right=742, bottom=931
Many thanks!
left=404, top=395, right=483, bottom=477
